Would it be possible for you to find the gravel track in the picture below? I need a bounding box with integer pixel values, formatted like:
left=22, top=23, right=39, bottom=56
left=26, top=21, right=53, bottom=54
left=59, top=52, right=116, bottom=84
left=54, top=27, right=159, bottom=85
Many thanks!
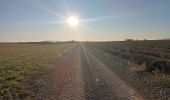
left=45, top=44, right=144, bottom=100
left=80, top=45, right=143, bottom=100
left=46, top=46, right=85, bottom=100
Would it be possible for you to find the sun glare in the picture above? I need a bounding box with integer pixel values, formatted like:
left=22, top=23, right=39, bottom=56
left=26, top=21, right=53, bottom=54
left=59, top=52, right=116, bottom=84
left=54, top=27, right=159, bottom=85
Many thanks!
left=67, top=16, right=79, bottom=27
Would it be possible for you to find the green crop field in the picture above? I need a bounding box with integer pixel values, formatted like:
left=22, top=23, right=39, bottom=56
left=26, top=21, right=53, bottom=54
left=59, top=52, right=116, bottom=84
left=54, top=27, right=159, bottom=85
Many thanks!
left=0, top=43, right=76, bottom=98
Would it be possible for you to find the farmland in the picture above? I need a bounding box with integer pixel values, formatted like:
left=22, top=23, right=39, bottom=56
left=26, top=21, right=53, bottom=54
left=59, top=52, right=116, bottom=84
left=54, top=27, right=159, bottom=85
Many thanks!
left=0, top=43, right=76, bottom=99
left=0, top=41, right=170, bottom=100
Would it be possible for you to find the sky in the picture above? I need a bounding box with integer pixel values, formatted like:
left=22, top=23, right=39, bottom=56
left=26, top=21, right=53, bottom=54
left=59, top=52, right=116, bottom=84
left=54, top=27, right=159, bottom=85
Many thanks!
left=0, top=0, right=170, bottom=42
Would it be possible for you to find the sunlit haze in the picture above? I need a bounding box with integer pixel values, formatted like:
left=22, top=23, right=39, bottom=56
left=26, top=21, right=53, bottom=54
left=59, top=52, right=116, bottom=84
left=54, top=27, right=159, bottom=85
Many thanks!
left=67, top=16, right=79, bottom=27
left=0, top=0, right=170, bottom=42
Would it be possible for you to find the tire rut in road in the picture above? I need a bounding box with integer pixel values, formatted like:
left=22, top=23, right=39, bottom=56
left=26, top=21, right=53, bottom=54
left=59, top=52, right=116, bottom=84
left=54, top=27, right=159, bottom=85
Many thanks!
left=46, top=47, right=85, bottom=100
left=80, top=46, right=144, bottom=100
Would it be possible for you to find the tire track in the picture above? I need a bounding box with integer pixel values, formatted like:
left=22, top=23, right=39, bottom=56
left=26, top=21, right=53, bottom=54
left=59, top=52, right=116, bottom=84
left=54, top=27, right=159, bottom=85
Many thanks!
left=46, top=46, right=85, bottom=100
left=45, top=44, right=144, bottom=100
left=81, top=45, right=144, bottom=100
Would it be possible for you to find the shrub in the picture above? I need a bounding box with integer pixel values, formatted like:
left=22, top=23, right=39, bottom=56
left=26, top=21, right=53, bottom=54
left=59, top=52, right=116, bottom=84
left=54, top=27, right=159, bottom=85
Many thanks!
left=150, top=60, right=170, bottom=74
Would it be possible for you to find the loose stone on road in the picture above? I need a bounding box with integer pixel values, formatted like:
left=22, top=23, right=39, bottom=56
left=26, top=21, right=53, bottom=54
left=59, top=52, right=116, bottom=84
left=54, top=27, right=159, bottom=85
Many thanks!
left=45, top=45, right=144, bottom=100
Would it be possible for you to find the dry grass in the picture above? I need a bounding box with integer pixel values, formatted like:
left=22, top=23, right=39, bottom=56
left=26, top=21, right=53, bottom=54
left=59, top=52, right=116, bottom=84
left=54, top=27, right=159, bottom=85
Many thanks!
left=154, top=75, right=170, bottom=81
left=149, top=73, right=170, bottom=91
left=152, top=69, right=170, bottom=81
left=128, top=59, right=146, bottom=72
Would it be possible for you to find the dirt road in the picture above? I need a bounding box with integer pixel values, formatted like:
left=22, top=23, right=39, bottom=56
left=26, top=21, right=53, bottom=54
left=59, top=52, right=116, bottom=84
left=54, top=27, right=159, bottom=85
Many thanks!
left=45, top=44, right=144, bottom=100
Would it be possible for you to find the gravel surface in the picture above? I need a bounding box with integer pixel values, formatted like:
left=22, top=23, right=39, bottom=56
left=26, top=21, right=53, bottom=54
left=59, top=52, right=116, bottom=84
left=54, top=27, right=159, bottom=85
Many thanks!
left=88, top=45, right=170, bottom=100
left=44, top=44, right=144, bottom=100
left=46, top=46, right=85, bottom=100
left=81, top=45, right=143, bottom=100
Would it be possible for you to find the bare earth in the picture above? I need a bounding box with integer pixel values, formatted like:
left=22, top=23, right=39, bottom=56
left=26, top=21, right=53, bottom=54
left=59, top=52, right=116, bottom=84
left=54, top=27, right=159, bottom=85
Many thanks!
left=44, top=44, right=144, bottom=100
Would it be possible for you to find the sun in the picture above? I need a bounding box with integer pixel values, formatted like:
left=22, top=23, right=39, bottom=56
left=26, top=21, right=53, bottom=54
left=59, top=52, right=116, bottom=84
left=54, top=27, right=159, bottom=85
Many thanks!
left=67, top=16, right=79, bottom=27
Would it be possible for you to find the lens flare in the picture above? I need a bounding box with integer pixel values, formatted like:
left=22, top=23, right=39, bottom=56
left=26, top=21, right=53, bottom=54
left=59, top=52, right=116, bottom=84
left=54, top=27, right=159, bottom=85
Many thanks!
left=67, top=16, right=79, bottom=27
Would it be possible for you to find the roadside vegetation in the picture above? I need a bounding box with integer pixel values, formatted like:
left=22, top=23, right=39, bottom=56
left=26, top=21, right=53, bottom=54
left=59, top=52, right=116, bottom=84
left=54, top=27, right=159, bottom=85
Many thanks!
left=0, top=43, right=76, bottom=99
left=85, top=40, right=170, bottom=74
left=84, top=40, right=170, bottom=99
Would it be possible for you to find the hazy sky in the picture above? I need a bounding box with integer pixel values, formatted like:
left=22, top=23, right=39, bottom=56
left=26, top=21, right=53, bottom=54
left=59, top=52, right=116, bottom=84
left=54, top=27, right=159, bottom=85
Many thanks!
left=0, top=0, right=170, bottom=42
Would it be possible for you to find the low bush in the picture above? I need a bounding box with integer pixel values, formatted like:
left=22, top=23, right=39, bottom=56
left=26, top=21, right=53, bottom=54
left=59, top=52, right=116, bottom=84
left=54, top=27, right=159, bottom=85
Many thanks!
left=150, top=60, right=170, bottom=74
left=90, top=43, right=170, bottom=74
